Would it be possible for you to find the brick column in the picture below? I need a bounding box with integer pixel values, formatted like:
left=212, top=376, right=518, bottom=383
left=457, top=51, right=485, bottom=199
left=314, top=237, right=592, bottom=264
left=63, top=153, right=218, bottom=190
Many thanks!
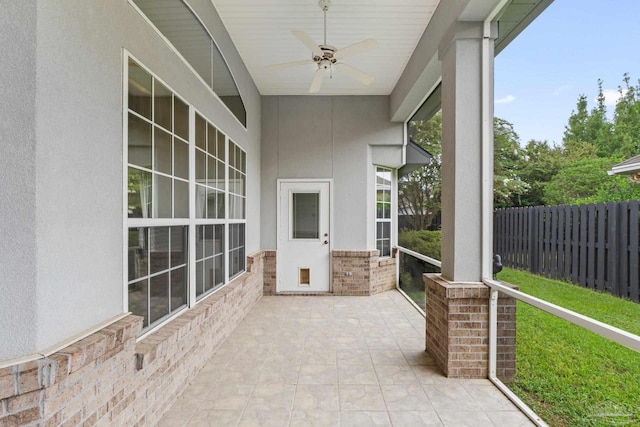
left=262, top=250, right=277, bottom=295
left=423, top=274, right=516, bottom=379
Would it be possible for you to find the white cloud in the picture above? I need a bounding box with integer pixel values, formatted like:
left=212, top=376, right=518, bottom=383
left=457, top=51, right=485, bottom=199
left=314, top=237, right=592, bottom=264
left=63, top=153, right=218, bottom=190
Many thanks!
left=553, top=85, right=571, bottom=96
left=495, top=95, right=515, bottom=104
left=600, top=88, right=626, bottom=107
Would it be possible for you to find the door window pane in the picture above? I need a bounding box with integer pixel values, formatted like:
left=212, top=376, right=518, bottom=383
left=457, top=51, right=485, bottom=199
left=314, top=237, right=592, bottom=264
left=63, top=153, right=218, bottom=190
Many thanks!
left=292, top=193, right=319, bottom=239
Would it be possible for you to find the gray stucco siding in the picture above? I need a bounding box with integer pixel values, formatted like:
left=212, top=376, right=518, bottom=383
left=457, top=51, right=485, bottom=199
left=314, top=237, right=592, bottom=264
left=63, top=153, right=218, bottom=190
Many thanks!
left=0, top=0, right=261, bottom=361
left=0, top=0, right=39, bottom=361
left=260, top=95, right=403, bottom=251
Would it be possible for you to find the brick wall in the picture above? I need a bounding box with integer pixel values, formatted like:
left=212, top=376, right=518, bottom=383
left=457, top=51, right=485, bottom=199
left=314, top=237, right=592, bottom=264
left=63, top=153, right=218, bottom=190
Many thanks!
left=262, top=250, right=277, bottom=295
left=372, top=256, right=397, bottom=295
left=423, top=274, right=517, bottom=379
left=0, top=251, right=267, bottom=427
left=332, top=250, right=396, bottom=296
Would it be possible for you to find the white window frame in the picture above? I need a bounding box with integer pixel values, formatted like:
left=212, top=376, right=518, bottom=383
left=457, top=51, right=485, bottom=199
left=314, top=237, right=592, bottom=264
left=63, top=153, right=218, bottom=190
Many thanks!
left=123, top=51, right=247, bottom=337
left=375, top=166, right=393, bottom=258
left=127, top=0, right=247, bottom=128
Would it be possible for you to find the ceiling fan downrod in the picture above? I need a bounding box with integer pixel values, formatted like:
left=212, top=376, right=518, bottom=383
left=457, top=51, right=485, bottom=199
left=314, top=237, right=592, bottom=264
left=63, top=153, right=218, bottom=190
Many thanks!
left=319, top=0, right=331, bottom=46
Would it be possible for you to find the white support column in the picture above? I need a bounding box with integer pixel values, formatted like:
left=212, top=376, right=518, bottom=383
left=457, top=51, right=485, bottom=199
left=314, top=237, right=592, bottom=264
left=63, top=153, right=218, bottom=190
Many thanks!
left=438, top=22, right=497, bottom=282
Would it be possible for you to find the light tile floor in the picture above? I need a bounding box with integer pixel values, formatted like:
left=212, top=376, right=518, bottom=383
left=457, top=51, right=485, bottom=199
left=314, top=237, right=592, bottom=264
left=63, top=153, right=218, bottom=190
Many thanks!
left=159, top=291, right=535, bottom=427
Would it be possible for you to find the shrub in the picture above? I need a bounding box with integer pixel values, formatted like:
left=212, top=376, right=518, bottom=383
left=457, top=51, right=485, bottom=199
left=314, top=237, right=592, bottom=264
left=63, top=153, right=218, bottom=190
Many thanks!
left=398, top=230, right=441, bottom=259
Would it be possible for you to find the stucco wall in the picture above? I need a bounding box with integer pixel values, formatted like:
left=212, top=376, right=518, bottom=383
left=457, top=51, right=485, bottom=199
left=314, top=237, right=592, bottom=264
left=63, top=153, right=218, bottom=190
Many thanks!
left=0, top=0, right=261, bottom=361
left=0, top=0, right=39, bottom=361
left=260, top=95, right=403, bottom=251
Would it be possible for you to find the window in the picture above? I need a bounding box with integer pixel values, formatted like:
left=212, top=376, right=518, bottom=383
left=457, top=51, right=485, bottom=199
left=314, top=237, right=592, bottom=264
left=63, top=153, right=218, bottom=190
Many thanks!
left=228, top=139, right=247, bottom=278
left=376, top=167, right=392, bottom=257
left=292, top=193, right=320, bottom=239
left=126, top=57, right=247, bottom=332
left=131, top=0, right=247, bottom=126
left=128, top=227, right=187, bottom=328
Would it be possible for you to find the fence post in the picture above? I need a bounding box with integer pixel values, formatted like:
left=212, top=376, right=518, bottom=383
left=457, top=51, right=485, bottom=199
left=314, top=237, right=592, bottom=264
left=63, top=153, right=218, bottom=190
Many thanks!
left=618, top=201, right=629, bottom=300
left=630, top=201, right=639, bottom=302
left=607, top=202, right=619, bottom=297
left=528, top=206, right=538, bottom=274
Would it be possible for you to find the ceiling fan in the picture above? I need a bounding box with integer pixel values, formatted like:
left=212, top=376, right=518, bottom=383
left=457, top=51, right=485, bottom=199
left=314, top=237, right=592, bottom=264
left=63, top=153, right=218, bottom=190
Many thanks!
left=267, top=0, right=378, bottom=93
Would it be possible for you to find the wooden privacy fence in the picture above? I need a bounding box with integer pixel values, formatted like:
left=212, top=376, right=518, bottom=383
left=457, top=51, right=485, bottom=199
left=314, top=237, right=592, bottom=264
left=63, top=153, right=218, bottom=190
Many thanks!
left=494, top=202, right=640, bottom=302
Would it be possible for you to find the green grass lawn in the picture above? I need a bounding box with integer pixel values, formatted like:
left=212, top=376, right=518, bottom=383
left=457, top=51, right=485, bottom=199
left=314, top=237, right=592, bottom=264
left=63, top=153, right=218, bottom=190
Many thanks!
left=496, top=269, right=640, bottom=427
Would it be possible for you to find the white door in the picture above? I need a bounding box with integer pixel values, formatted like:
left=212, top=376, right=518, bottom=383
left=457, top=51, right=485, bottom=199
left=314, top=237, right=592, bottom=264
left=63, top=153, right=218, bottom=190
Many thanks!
left=278, top=181, right=331, bottom=292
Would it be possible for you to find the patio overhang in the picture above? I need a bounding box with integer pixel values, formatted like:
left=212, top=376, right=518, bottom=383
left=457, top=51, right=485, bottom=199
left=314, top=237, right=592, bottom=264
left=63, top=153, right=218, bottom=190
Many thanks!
left=399, top=140, right=433, bottom=177
left=608, top=154, right=640, bottom=179
left=391, top=0, right=554, bottom=123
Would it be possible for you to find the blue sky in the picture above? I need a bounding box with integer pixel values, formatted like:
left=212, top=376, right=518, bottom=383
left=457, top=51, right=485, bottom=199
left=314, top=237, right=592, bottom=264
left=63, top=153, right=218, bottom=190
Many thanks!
left=494, top=0, right=640, bottom=146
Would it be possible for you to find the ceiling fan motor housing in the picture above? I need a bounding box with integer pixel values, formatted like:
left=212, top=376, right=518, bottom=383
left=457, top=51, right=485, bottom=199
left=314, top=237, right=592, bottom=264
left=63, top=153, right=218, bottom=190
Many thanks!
left=313, top=45, right=337, bottom=65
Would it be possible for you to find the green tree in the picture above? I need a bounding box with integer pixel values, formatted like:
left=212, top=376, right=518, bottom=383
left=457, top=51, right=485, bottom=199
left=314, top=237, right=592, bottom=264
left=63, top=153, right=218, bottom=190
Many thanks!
left=544, top=74, right=640, bottom=205
left=612, top=74, right=640, bottom=158
left=563, top=81, right=613, bottom=158
left=400, top=114, right=530, bottom=227
left=515, top=140, right=563, bottom=206
left=494, top=118, right=528, bottom=208
left=399, top=113, right=442, bottom=229
left=543, top=157, right=618, bottom=205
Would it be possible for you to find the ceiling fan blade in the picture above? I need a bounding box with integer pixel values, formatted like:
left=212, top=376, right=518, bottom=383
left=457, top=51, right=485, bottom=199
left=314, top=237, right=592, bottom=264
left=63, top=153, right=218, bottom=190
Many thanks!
left=335, top=63, right=374, bottom=86
left=267, top=60, right=315, bottom=71
left=334, top=38, right=379, bottom=60
left=292, top=30, right=324, bottom=57
left=309, top=68, right=326, bottom=93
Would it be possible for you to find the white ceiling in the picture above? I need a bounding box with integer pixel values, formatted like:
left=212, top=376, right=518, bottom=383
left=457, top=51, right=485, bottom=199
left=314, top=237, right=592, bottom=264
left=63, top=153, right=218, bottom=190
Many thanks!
left=211, top=0, right=440, bottom=96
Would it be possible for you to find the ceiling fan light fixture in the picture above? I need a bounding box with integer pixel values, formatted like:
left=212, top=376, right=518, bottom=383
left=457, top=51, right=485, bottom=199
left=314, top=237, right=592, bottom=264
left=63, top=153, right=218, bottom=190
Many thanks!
left=266, top=0, right=378, bottom=93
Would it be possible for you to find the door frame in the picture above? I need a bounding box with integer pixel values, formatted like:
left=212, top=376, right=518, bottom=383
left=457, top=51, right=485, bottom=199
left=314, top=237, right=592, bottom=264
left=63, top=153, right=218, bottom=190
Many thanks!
left=276, top=178, right=334, bottom=293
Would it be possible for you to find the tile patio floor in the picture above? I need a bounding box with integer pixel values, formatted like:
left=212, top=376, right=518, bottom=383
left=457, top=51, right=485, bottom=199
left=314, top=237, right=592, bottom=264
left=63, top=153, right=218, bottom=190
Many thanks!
left=159, top=290, right=534, bottom=426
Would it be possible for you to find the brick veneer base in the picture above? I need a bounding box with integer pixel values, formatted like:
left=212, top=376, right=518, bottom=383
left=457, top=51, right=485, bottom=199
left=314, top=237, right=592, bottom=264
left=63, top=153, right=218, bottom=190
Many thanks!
left=423, top=274, right=517, bottom=379
left=264, top=250, right=396, bottom=296
left=0, top=251, right=267, bottom=427
left=332, top=250, right=396, bottom=295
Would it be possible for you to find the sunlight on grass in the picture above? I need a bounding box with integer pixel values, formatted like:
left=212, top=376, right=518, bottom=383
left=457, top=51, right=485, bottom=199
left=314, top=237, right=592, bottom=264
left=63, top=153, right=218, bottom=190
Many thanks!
left=497, top=268, right=640, bottom=426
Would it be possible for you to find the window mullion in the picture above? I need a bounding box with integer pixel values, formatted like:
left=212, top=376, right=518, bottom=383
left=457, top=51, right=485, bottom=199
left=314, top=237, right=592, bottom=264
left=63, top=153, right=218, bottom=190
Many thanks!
left=188, top=106, right=197, bottom=307
left=224, top=134, right=230, bottom=284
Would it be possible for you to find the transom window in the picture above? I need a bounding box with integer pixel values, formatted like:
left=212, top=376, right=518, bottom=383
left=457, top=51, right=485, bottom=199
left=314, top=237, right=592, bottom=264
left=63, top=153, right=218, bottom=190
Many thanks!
left=376, top=167, right=392, bottom=257
left=131, top=0, right=247, bottom=126
left=126, top=57, right=247, bottom=332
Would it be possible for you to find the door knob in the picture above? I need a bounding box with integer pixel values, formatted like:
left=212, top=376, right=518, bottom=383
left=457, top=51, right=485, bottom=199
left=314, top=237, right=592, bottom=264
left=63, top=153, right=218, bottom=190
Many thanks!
left=324, top=240, right=329, bottom=244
